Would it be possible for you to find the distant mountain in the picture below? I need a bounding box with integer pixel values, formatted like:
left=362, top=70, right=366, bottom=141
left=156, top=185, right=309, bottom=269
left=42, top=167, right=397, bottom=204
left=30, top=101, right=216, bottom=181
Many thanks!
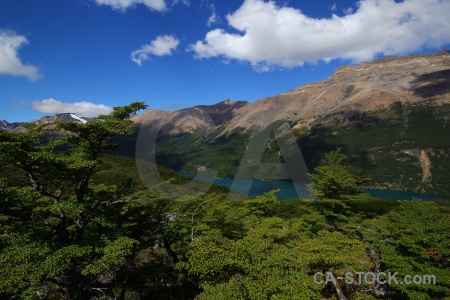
left=32, top=113, right=90, bottom=125
left=0, top=120, right=20, bottom=131
left=1, top=113, right=90, bottom=133
left=131, top=99, right=248, bottom=136
left=7, top=51, right=450, bottom=136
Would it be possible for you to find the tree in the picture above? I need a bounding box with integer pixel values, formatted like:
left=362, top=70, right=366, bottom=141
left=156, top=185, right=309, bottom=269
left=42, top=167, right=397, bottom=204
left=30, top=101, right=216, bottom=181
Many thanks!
left=378, top=201, right=450, bottom=299
left=308, top=148, right=370, bottom=200
left=180, top=218, right=322, bottom=300
left=297, top=230, right=374, bottom=300
left=179, top=192, right=376, bottom=300
left=0, top=102, right=148, bottom=299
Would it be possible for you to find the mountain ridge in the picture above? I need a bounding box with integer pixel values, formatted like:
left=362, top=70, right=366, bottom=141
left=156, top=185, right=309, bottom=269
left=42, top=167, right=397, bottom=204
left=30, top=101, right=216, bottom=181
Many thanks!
left=132, top=49, right=450, bottom=137
left=0, top=113, right=91, bottom=132
left=3, top=50, right=450, bottom=135
left=221, top=50, right=450, bottom=134
left=131, top=99, right=248, bottom=136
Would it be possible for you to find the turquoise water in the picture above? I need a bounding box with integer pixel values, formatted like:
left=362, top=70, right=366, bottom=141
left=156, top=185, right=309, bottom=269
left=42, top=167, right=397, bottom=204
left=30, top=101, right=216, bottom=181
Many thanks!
left=184, top=174, right=446, bottom=200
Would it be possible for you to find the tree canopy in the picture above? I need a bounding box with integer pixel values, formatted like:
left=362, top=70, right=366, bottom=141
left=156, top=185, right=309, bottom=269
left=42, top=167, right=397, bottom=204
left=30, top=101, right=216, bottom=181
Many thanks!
left=308, top=148, right=370, bottom=200
left=1, top=109, right=449, bottom=300
left=0, top=102, right=150, bottom=299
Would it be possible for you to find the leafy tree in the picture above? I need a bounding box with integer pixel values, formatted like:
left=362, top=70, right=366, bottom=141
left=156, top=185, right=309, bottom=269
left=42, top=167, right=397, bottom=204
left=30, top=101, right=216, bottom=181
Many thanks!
left=378, top=201, right=450, bottom=299
left=180, top=219, right=322, bottom=300
left=179, top=192, right=378, bottom=300
left=390, top=100, right=404, bottom=117
left=296, top=229, right=375, bottom=299
left=309, top=148, right=370, bottom=200
left=0, top=102, right=148, bottom=299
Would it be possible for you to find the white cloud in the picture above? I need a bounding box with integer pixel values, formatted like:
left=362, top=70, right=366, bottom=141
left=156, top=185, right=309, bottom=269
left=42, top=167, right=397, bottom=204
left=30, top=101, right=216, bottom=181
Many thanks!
left=207, top=4, right=221, bottom=27
left=189, top=0, right=450, bottom=71
left=95, top=0, right=167, bottom=11
left=343, top=7, right=354, bottom=15
left=31, top=99, right=113, bottom=117
left=0, top=30, right=40, bottom=81
left=172, top=0, right=190, bottom=6
left=131, top=35, right=180, bottom=65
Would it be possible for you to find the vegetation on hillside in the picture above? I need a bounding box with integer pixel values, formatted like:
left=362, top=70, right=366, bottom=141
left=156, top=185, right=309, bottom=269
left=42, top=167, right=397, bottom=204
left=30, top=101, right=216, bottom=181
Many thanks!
left=1, top=103, right=449, bottom=299
left=150, top=100, right=450, bottom=197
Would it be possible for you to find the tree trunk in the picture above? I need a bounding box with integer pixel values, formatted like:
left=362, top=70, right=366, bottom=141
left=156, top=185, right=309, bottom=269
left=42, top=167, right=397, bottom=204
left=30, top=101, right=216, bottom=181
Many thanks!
left=163, top=237, right=179, bottom=263
left=328, top=268, right=347, bottom=300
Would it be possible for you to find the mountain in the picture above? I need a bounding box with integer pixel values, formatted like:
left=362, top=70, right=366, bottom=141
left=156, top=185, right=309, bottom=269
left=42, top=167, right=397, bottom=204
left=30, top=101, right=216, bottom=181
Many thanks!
left=223, top=51, right=450, bottom=134
left=32, top=113, right=90, bottom=125
left=131, top=50, right=450, bottom=136
left=6, top=50, right=450, bottom=136
left=132, top=50, right=450, bottom=197
left=1, top=113, right=90, bottom=133
left=0, top=120, right=20, bottom=131
left=131, top=99, right=248, bottom=136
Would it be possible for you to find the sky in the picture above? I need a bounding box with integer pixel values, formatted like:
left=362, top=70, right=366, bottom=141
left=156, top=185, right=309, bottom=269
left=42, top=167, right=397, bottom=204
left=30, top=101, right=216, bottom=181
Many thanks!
left=1, top=0, right=450, bottom=122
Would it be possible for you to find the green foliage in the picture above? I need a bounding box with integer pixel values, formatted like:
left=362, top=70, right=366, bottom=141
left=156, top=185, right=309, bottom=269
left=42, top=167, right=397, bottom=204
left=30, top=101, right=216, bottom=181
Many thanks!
left=378, top=201, right=450, bottom=299
left=309, top=148, right=370, bottom=200
left=390, top=100, right=404, bottom=116
left=179, top=192, right=390, bottom=300
left=82, top=237, right=139, bottom=277
left=1, top=101, right=449, bottom=299
left=181, top=220, right=323, bottom=300
left=0, top=102, right=148, bottom=299
left=154, top=130, right=250, bottom=178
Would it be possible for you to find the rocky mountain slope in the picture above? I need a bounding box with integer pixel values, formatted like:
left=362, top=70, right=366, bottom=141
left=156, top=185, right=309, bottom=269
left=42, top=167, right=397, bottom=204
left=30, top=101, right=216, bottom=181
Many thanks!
left=131, top=99, right=248, bottom=136
left=0, top=113, right=90, bottom=133
left=32, top=113, right=90, bottom=125
left=0, top=120, right=20, bottom=131
left=131, top=50, right=450, bottom=136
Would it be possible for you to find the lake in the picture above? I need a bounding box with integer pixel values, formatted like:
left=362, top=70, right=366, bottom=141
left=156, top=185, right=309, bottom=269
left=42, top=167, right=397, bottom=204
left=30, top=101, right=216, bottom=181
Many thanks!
left=183, top=174, right=446, bottom=200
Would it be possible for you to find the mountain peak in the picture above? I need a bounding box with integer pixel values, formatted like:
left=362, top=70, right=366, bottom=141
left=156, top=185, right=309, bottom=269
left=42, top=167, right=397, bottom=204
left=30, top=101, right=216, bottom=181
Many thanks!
left=0, top=113, right=91, bottom=132
left=222, top=99, right=235, bottom=105
left=33, top=113, right=89, bottom=125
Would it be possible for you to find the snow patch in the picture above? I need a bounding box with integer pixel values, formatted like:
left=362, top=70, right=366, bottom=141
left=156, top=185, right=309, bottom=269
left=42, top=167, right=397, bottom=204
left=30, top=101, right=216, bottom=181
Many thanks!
left=70, top=113, right=87, bottom=123
left=194, top=107, right=205, bottom=115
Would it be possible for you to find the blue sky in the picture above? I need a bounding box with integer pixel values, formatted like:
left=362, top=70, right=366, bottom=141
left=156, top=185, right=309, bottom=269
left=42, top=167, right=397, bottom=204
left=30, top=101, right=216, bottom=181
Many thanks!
left=1, top=0, right=450, bottom=122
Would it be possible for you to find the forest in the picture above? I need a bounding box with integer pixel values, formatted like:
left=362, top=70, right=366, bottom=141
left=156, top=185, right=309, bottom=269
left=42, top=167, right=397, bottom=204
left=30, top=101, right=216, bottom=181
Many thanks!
left=0, top=103, right=449, bottom=300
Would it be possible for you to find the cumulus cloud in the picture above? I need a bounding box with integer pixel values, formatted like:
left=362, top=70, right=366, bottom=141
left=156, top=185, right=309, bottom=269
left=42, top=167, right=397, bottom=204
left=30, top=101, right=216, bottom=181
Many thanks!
left=189, top=0, right=450, bottom=71
left=131, top=35, right=180, bottom=65
left=0, top=30, right=40, bottom=81
left=95, top=0, right=167, bottom=11
left=31, top=99, right=113, bottom=117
